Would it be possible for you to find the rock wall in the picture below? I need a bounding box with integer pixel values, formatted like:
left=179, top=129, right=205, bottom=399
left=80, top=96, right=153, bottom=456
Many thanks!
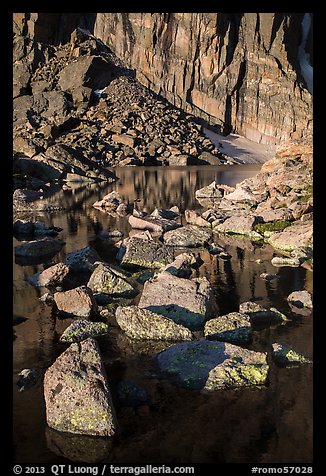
left=13, top=13, right=313, bottom=145
left=93, top=13, right=313, bottom=145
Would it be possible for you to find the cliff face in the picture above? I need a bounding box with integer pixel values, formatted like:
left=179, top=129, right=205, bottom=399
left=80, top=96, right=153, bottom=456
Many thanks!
left=13, top=12, right=313, bottom=145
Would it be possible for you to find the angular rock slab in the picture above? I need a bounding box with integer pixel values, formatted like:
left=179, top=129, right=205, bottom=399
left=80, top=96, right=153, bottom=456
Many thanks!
left=65, top=246, right=101, bottom=272
left=44, top=338, right=118, bottom=436
left=118, top=237, right=174, bottom=270
left=60, top=320, right=109, bottom=343
left=138, top=272, right=217, bottom=330
left=54, top=286, right=98, bottom=318
left=87, top=262, right=137, bottom=297
left=163, top=226, right=211, bottom=247
left=129, top=215, right=180, bottom=233
left=28, top=262, right=70, bottom=287
left=156, top=341, right=268, bottom=390
left=204, top=312, right=252, bottom=344
left=195, top=181, right=224, bottom=199
left=272, top=343, right=312, bottom=367
left=115, top=306, right=193, bottom=341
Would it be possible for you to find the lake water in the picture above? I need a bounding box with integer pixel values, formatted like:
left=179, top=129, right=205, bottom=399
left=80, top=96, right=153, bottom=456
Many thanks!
left=13, top=165, right=313, bottom=464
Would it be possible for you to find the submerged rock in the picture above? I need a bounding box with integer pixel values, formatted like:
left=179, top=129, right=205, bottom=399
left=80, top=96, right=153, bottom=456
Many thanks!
left=287, top=290, right=313, bottom=309
left=272, top=343, right=312, bottom=366
left=60, top=320, right=109, bottom=343
left=87, top=262, right=137, bottom=298
left=156, top=340, right=269, bottom=390
left=54, top=285, right=98, bottom=318
left=44, top=338, right=118, bottom=436
left=259, top=273, right=280, bottom=281
left=204, top=312, right=252, bottom=344
left=138, top=272, right=217, bottom=330
left=239, top=302, right=288, bottom=325
left=115, top=305, right=193, bottom=341
left=118, top=237, right=174, bottom=270
left=129, top=215, right=180, bottom=233
left=163, top=226, right=211, bottom=247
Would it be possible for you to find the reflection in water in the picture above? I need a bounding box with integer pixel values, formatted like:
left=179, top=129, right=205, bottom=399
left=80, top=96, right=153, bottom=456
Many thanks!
left=13, top=166, right=313, bottom=464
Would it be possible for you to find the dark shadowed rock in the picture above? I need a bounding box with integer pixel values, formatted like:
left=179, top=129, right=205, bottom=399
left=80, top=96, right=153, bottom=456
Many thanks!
left=115, top=305, right=193, bottom=341
left=204, top=312, right=252, bottom=344
left=239, top=302, right=288, bottom=325
left=156, top=340, right=269, bottom=390
left=138, top=272, right=217, bottom=330
left=17, top=368, right=44, bottom=391
left=14, top=238, right=65, bottom=265
left=44, top=338, right=118, bottom=436
left=54, top=286, right=98, bottom=318
left=117, top=379, right=152, bottom=407
left=163, top=226, right=211, bottom=247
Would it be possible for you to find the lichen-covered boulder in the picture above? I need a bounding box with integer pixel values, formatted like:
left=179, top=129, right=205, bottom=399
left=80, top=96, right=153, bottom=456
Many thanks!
left=87, top=262, right=137, bottom=297
left=239, top=301, right=288, bottom=325
left=204, top=312, right=252, bottom=344
left=138, top=272, right=217, bottom=330
left=60, top=320, right=109, bottom=343
left=44, top=338, right=118, bottom=436
left=268, top=221, right=313, bottom=252
left=118, top=237, right=174, bottom=270
left=115, top=305, right=193, bottom=341
left=272, top=343, right=312, bottom=366
left=28, top=262, right=70, bottom=287
left=163, top=226, right=211, bottom=247
left=54, top=286, right=98, bottom=318
left=287, top=290, right=313, bottom=309
left=156, top=340, right=269, bottom=390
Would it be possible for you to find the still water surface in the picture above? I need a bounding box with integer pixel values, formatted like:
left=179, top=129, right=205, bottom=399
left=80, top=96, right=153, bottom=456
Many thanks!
left=13, top=166, right=313, bottom=464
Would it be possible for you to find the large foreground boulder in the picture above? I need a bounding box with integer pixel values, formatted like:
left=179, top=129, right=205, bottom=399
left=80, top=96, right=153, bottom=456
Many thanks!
left=44, top=338, right=118, bottom=436
left=115, top=305, right=193, bottom=341
left=138, top=272, right=218, bottom=330
left=267, top=221, right=313, bottom=252
left=156, top=341, right=269, bottom=390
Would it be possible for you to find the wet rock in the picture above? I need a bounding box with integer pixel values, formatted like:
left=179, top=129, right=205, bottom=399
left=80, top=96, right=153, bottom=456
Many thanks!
left=271, top=256, right=301, bottom=267
left=129, top=215, right=181, bottom=233
left=14, top=220, right=62, bottom=237
left=239, top=302, right=288, bottom=325
left=163, top=226, right=211, bottom=248
left=54, top=285, right=98, bottom=318
left=204, top=312, right=252, bottom=344
left=65, top=246, right=101, bottom=272
left=13, top=188, right=44, bottom=203
left=87, top=262, right=138, bottom=298
left=115, top=305, right=193, bottom=341
left=287, top=290, right=313, bottom=309
left=46, top=427, right=114, bottom=463
left=207, top=243, right=226, bottom=255
left=118, top=237, right=174, bottom=270
left=184, top=209, right=211, bottom=227
left=28, top=262, right=70, bottom=287
left=138, top=272, right=217, bottom=330
left=150, top=208, right=180, bottom=220
left=93, top=191, right=125, bottom=212
left=60, top=320, right=109, bottom=343
left=162, top=252, right=197, bottom=278
left=17, top=368, right=43, bottom=391
left=14, top=238, right=65, bottom=264
left=117, top=379, right=152, bottom=407
left=156, top=341, right=269, bottom=390
left=13, top=219, right=34, bottom=235
left=44, top=338, right=118, bottom=436
left=272, top=343, right=312, bottom=367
